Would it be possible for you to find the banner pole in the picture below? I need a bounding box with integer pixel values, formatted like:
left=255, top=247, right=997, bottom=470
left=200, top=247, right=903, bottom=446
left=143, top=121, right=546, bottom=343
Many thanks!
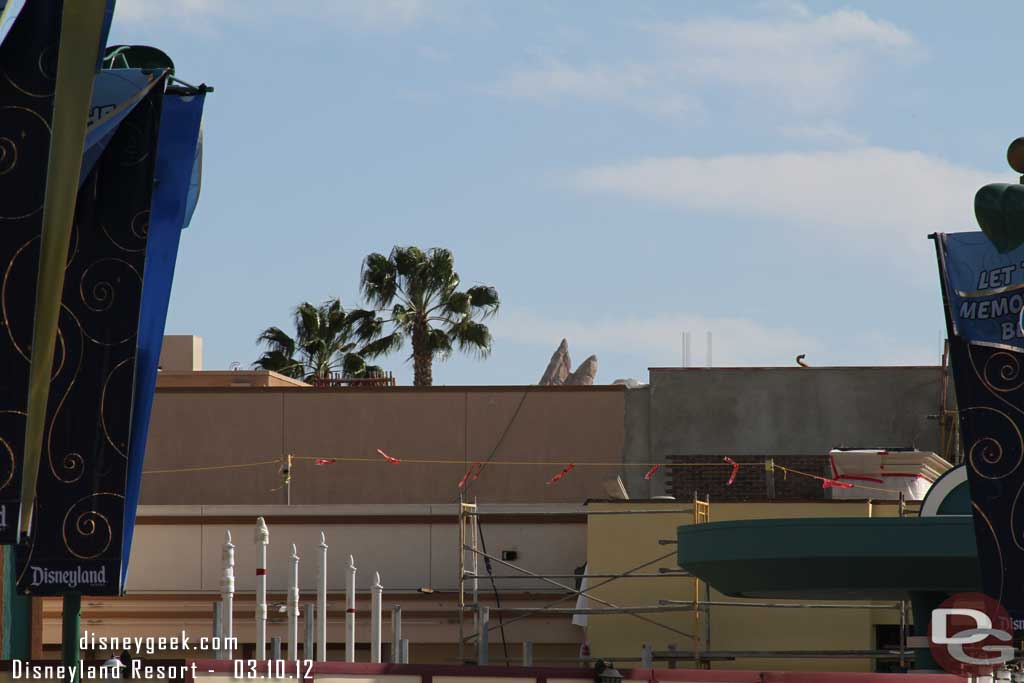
left=61, top=592, right=80, bottom=683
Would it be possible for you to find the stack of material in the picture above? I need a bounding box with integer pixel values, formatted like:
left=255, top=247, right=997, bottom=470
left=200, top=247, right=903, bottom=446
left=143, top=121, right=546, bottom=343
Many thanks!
left=827, top=448, right=952, bottom=501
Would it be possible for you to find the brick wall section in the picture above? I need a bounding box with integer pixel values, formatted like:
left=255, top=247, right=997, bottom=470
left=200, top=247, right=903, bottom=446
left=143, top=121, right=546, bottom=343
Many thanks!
left=665, top=455, right=829, bottom=500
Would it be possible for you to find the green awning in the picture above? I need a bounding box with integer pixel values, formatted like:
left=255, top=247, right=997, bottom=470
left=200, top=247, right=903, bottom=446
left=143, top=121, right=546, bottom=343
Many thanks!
left=677, top=516, right=981, bottom=600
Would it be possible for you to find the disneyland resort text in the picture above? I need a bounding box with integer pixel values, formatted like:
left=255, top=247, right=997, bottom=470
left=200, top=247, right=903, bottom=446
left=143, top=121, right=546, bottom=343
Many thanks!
left=11, top=660, right=197, bottom=681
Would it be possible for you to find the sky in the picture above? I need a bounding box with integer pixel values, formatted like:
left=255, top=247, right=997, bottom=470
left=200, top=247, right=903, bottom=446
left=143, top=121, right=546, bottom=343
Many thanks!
left=108, top=0, right=1023, bottom=385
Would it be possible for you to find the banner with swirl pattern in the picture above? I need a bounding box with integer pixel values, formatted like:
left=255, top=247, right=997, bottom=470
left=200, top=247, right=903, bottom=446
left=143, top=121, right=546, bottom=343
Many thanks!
left=934, top=231, right=1024, bottom=621
left=13, top=75, right=166, bottom=596
left=0, top=0, right=64, bottom=546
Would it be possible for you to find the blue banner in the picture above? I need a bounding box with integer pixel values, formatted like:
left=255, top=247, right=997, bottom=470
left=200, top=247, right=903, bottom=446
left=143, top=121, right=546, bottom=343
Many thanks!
left=14, top=78, right=166, bottom=596
left=121, top=92, right=206, bottom=587
left=82, top=69, right=164, bottom=184
left=939, top=231, right=1024, bottom=351
left=936, top=231, right=1024, bottom=622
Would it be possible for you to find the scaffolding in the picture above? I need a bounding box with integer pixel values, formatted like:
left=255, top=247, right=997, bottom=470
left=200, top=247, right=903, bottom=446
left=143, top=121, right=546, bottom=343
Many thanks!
left=691, top=492, right=710, bottom=668
left=455, top=493, right=914, bottom=671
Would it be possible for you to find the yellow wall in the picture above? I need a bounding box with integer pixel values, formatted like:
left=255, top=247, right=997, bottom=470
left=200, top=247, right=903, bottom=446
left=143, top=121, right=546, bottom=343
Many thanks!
left=583, top=500, right=918, bottom=673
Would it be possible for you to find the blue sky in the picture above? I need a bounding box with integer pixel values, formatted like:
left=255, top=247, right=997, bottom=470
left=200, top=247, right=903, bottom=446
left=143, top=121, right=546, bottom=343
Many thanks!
left=109, top=1, right=1021, bottom=385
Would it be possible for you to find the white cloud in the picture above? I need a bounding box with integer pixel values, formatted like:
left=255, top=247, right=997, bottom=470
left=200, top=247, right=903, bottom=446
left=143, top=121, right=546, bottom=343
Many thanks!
left=492, top=4, right=917, bottom=116
left=494, top=308, right=823, bottom=368
left=487, top=60, right=697, bottom=118
left=657, top=7, right=917, bottom=111
left=114, top=0, right=431, bottom=29
left=572, top=147, right=995, bottom=264
left=780, top=121, right=867, bottom=147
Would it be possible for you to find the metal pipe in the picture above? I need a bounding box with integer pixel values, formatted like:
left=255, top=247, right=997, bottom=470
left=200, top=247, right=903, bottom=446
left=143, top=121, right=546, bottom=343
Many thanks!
left=212, top=602, right=222, bottom=659
left=255, top=517, right=269, bottom=660
left=460, top=572, right=689, bottom=580
left=345, top=555, right=356, bottom=663
left=304, top=604, right=314, bottom=662
left=391, top=606, right=402, bottom=663
left=659, top=598, right=902, bottom=610
left=270, top=637, right=282, bottom=660
left=370, top=572, right=383, bottom=663
left=288, top=545, right=300, bottom=661
left=655, top=649, right=914, bottom=659
left=463, top=509, right=693, bottom=516
left=317, top=532, right=328, bottom=661
left=488, top=605, right=712, bottom=615
left=400, top=639, right=409, bottom=664
left=522, top=641, right=533, bottom=667
left=641, top=643, right=653, bottom=668
left=221, top=531, right=235, bottom=659
left=477, top=606, right=489, bottom=665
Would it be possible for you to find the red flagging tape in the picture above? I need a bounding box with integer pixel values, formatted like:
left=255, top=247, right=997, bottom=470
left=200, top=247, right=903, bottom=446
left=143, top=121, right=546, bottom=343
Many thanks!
left=315, top=458, right=336, bottom=465
left=724, top=456, right=739, bottom=485
left=377, top=448, right=400, bottom=464
left=546, top=463, right=576, bottom=486
left=644, top=464, right=661, bottom=480
left=457, top=462, right=483, bottom=488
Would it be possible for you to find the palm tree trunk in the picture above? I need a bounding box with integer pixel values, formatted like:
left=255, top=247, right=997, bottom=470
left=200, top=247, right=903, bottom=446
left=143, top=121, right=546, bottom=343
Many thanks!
left=412, top=323, right=432, bottom=386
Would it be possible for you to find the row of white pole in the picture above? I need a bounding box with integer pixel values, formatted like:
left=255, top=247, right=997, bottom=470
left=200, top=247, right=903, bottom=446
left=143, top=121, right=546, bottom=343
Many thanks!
left=217, top=516, right=404, bottom=663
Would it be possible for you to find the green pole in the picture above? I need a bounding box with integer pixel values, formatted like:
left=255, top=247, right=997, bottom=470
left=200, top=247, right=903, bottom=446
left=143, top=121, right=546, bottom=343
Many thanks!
left=62, top=593, right=80, bottom=682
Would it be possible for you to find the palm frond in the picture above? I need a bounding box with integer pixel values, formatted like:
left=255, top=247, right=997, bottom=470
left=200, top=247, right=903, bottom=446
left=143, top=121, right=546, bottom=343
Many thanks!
left=466, top=285, right=500, bottom=318
left=424, top=327, right=453, bottom=361
left=361, top=252, right=398, bottom=307
left=442, top=291, right=471, bottom=318
left=359, top=332, right=404, bottom=358
left=255, top=326, right=296, bottom=357
left=448, top=319, right=492, bottom=358
left=253, top=350, right=305, bottom=379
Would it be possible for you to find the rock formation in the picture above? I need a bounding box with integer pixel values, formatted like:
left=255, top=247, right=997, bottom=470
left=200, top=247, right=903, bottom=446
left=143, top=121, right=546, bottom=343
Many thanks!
left=565, top=355, right=597, bottom=386
left=539, top=339, right=598, bottom=385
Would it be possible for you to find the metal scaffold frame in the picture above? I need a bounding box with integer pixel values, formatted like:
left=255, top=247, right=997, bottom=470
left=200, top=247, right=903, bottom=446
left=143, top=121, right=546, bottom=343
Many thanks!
left=455, top=493, right=914, bottom=670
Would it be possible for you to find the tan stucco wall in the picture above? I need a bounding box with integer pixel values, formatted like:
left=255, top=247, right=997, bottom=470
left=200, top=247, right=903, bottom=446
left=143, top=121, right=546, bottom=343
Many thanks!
left=159, top=335, right=203, bottom=371
left=141, top=387, right=626, bottom=505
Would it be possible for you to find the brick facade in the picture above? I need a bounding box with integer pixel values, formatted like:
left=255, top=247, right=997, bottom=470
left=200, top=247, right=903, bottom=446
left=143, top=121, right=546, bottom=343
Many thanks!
left=665, top=454, right=830, bottom=500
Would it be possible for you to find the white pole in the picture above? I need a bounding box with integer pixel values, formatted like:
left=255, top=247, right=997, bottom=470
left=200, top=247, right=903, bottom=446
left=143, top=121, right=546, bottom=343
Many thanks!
left=371, top=572, right=382, bottom=663
left=318, top=531, right=328, bottom=661
left=221, top=530, right=235, bottom=660
left=255, top=517, right=269, bottom=660
left=346, top=555, right=356, bottom=663
left=288, top=544, right=300, bottom=661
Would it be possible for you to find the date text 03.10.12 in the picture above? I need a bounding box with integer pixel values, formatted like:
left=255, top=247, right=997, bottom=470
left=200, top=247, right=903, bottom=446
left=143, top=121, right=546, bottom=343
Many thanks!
left=232, top=660, right=315, bottom=679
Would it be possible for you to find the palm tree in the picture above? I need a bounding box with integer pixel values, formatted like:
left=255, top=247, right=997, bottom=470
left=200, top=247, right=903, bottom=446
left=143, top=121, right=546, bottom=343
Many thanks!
left=352, top=246, right=500, bottom=386
left=254, top=298, right=385, bottom=381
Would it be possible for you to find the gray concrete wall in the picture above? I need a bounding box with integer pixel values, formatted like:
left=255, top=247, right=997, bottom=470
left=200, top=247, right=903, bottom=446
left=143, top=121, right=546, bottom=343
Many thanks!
left=622, top=366, right=946, bottom=497
left=622, top=385, right=654, bottom=498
